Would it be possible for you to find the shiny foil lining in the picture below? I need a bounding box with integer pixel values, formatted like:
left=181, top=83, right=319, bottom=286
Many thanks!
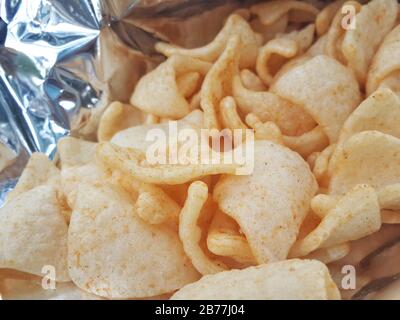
left=0, top=0, right=245, bottom=205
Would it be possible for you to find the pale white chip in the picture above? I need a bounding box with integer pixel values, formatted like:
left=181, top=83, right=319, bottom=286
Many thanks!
left=155, top=14, right=261, bottom=69
left=68, top=181, right=199, bottom=298
left=214, top=140, right=317, bottom=263
left=271, top=55, right=361, bottom=143
left=0, top=185, right=70, bottom=281
left=171, top=259, right=340, bottom=300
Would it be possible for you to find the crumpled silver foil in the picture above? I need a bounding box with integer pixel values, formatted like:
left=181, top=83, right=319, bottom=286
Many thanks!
left=0, top=0, right=246, bottom=206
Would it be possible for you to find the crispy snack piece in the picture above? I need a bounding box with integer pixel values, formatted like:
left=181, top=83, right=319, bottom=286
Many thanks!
left=271, top=55, right=361, bottom=143
left=250, top=1, right=319, bottom=27
left=155, top=14, right=261, bottom=69
left=367, top=25, right=400, bottom=96
left=97, top=102, right=145, bottom=142
left=68, top=181, right=199, bottom=299
left=283, top=126, right=329, bottom=158
left=304, top=243, right=351, bottom=264
left=207, top=210, right=256, bottom=265
left=341, top=0, right=398, bottom=85
left=0, top=273, right=92, bottom=300
left=96, top=142, right=240, bottom=185
left=176, top=72, right=201, bottom=98
left=201, top=35, right=241, bottom=129
left=256, top=24, right=315, bottom=86
left=250, top=13, right=288, bottom=43
left=329, top=89, right=400, bottom=177
left=245, top=113, right=284, bottom=145
left=315, top=0, right=346, bottom=36
left=323, top=1, right=361, bottom=63
left=219, top=96, right=247, bottom=131
left=313, top=144, right=336, bottom=186
left=5, top=153, right=59, bottom=202
left=61, top=163, right=107, bottom=210
left=0, top=185, right=70, bottom=281
left=135, top=183, right=181, bottom=228
left=378, top=184, right=400, bottom=212
left=130, top=55, right=211, bottom=119
left=58, top=136, right=105, bottom=212
left=171, top=259, right=340, bottom=300
left=110, top=110, right=202, bottom=154
left=233, top=72, right=316, bottom=137
left=179, top=181, right=227, bottom=275
left=240, top=69, right=267, bottom=92
left=329, top=131, right=400, bottom=195
left=58, top=136, right=97, bottom=168
left=290, top=184, right=381, bottom=257
left=214, top=140, right=317, bottom=264
left=245, top=113, right=328, bottom=158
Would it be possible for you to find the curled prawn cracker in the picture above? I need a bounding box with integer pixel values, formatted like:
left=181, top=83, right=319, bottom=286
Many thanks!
left=271, top=55, right=361, bottom=143
left=323, top=1, right=361, bottom=63
left=135, top=183, right=181, bottom=227
left=130, top=55, right=211, bottom=119
left=290, top=184, right=381, bottom=258
left=189, top=92, right=201, bottom=111
left=256, top=24, right=315, bottom=86
left=378, top=184, right=400, bottom=211
left=220, top=96, right=247, bottom=131
left=240, top=69, right=266, bottom=92
left=311, top=194, right=339, bottom=219
left=110, top=110, right=202, bottom=155
left=315, top=0, right=346, bottom=36
left=329, top=89, right=400, bottom=175
left=245, top=113, right=283, bottom=145
left=378, top=72, right=400, bottom=97
left=256, top=38, right=298, bottom=86
left=96, top=143, right=240, bottom=185
left=179, top=181, right=227, bottom=275
left=277, top=23, right=315, bottom=51
left=304, top=243, right=350, bottom=264
left=155, top=14, right=261, bottom=69
left=98, top=102, right=145, bottom=142
left=329, top=131, right=400, bottom=196
left=171, top=259, right=340, bottom=300
left=176, top=72, right=201, bottom=98
left=307, top=33, right=328, bottom=57
left=68, top=181, right=199, bottom=299
left=250, top=1, right=319, bottom=27
left=180, top=109, right=203, bottom=128
left=207, top=210, right=256, bottom=265
left=61, top=163, right=107, bottom=210
left=5, top=153, right=59, bottom=203
left=367, top=25, right=400, bottom=96
left=283, top=126, right=329, bottom=158
left=207, top=232, right=255, bottom=265
left=313, top=144, right=336, bottom=185
left=250, top=13, right=288, bottom=43
left=201, top=35, right=241, bottom=129
left=342, top=0, right=398, bottom=85
left=58, top=136, right=97, bottom=168
left=306, top=151, right=320, bottom=171
left=0, top=185, right=70, bottom=281
left=233, top=74, right=316, bottom=136
left=214, top=140, right=317, bottom=264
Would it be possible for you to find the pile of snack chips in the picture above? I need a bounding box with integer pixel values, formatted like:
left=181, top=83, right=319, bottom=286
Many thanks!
left=1, top=0, right=400, bottom=300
